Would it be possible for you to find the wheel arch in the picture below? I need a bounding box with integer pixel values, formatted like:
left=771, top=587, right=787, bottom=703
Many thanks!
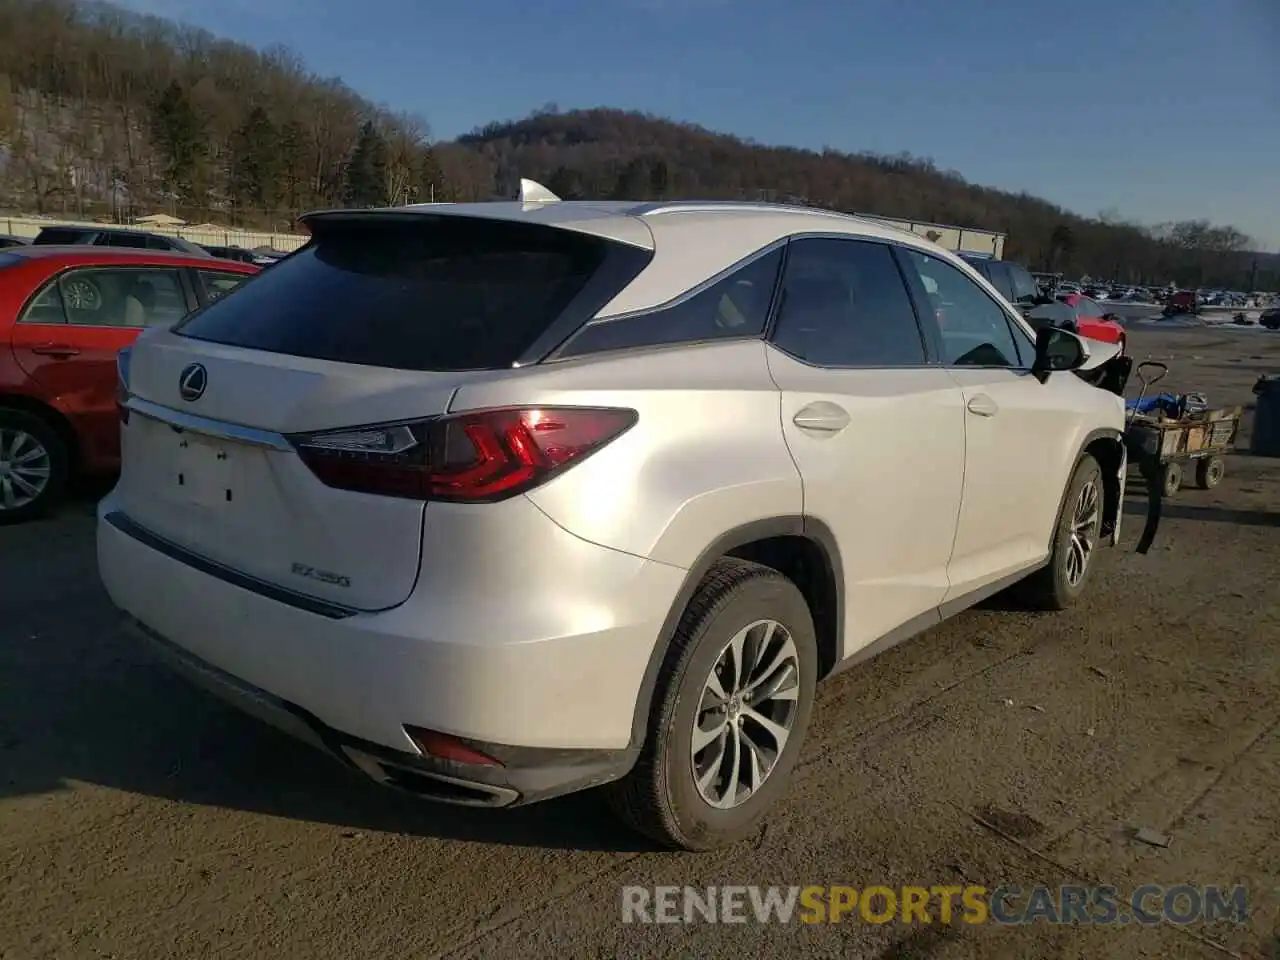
left=1056, top=427, right=1125, bottom=547
left=628, top=516, right=844, bottom=750
left=0, top=392, right=81, bottom=471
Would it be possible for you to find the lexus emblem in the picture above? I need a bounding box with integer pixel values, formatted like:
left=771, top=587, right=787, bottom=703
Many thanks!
left=178, top=363, right=208, bottom=402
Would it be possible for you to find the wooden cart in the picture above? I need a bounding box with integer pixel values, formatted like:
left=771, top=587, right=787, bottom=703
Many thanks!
left=1123, top=362, right=1242, bottom=497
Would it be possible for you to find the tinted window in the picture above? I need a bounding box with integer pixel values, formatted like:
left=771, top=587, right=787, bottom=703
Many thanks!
left=20, top=281, right=67, bottom=323
left=902, top=250, right=1024, bottom=367
left=30, top=268, right=189, bottom=327
left=33, top=227, right=93, bottom=245
left=199, top=270, right=250, bottom=303
left=1077, top=297, right=1103, bottom=318
left=983, top=261, right=1015, bottom=302
left=558, top=248, right=782, bottom=358
left=771, top=238, right=926, bottom=367
left=1008, top=263, right=1041, bottom=304
left=103, top=232, right=151, bottom=249
left=177, top=220, right=616, bottom=371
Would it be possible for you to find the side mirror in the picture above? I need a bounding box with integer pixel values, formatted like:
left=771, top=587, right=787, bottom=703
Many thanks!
left=1031, top=326, right=1090, bottom=383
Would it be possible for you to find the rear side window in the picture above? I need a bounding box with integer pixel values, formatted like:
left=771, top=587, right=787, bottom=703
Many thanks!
left=103, top=232, right=150, bottom=249
left=556, top=248, right=783, bottom=358
left=33, top=228, right=92, bottom=245
left=176, top=219, right=617, bottom=371
left=771, top=238, right=926, bottom=367
left=198, top=270, right=250, bottom=303
left=21, top=268, right=189, bottom=328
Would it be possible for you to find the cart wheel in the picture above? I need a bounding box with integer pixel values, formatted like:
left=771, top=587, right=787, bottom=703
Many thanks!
left=1162, top=462, right=1182, bottom=497
left=1195, top=456, right=1225, bottom=490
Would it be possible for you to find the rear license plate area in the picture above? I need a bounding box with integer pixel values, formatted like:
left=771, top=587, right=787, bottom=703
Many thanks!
left=172, top=430, right=241, bottom=508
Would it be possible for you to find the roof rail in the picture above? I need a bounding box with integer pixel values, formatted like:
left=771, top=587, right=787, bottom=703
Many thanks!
left=518, top=178, right=561, bottom=203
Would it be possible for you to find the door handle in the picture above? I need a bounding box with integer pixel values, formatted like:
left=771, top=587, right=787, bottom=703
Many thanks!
left=793, top=401, right=851, bottom=434
left=966, top=394, right=999, bottom=417
left=30, top=343, right=81, bottom=358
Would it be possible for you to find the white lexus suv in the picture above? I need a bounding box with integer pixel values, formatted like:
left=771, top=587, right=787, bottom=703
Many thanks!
left=99, top=188, right=1127, bottom=850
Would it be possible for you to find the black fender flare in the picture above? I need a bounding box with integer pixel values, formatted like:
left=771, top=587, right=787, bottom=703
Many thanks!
left=627, top=516, right=844, bottom=750
left=1052, top=428, right=1126, bottom=547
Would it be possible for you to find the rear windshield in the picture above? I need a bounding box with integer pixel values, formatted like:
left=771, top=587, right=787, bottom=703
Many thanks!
left=34, top=228, right=93, bottom=245
left=175, top=219, right=616, bottom=370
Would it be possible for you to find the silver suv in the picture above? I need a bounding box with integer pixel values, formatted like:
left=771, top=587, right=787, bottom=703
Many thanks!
left=99, top=191, right=1127, bottom=850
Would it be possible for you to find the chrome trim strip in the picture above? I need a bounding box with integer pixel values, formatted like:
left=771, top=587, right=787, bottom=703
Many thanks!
left=125, top=396, right=293, bottom=451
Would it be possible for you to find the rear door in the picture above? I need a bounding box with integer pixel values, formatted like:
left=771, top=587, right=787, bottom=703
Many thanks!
left=117, top=216, right=638, bottom=612
left=11, top=265, right=193, bottom=466
left=767, top=237, right=966, bottom=657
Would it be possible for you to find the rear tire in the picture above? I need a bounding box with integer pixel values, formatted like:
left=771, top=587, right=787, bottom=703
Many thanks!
left=604, top=557, right=818, bottom=851
left=1195, top=456, right=1224, bottom=490
left=1014, top=454, right=1104, bottom=611
left=0, top=407, right=69, bottom=525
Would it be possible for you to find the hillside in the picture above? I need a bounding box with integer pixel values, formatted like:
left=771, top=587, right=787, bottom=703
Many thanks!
left=0, top=0, right=1273, bottom=288
left=449, top=108, right=1276, bottom=288
left=0, top=0, right=445, bottom=231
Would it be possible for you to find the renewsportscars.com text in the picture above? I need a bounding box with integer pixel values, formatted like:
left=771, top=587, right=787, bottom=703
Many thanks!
left=620, top=884, right=1248, bottom=926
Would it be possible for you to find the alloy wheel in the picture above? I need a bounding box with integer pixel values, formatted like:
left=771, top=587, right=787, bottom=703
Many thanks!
left=1065, top=477, right=1100, bottom=587
left=0, top=427, right=52, bottom=511
left=690, top=618, right=801, bottom=810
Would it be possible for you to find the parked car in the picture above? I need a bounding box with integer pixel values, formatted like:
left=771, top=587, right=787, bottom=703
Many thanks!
left=0, top=245, right=257, bottom=522
left=32, top=225, right=210, bottom=256
left=1261, top=307, right=1280, bottom=330
left=1051, top=293, right=1128, bottom=352
left=1163, top=290, right=1200, bottom=316
left=99, top=196, right=1128, bottom=850
left=958, top=255, right=1044, bottom=310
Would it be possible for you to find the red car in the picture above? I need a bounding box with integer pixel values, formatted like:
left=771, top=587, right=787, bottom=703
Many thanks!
left=1055, top=293, right=1127, bottom=353
left=0, top=245, right=258, bottom=522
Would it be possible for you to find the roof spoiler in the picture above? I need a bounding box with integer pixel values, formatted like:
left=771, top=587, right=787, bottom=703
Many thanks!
left=519, top=178, right=561, bottom=204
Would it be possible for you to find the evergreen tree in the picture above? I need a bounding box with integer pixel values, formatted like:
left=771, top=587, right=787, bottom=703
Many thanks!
left=611, top=156, right=650, bottom=200
left=229, top=106, right=279, bottom=214
left=149, top=81, right=205, bottom=204
left=343, top=121, right=389, bottom=207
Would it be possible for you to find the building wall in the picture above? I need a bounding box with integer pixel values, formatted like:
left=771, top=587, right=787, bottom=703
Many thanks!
left=861, top=215, right=1005, bottom=259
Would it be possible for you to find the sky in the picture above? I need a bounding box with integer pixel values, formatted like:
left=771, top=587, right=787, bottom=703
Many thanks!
left=112, top=0, right=1280, bottom=249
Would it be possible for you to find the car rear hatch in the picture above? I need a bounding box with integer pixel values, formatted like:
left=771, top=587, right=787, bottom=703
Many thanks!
left=115, top=211, right=653, bottom=612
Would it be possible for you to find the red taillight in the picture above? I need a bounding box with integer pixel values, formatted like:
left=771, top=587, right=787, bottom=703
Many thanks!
left=404, top=726, right=502, bottom=766
left=291, top=406, right=637, bottom=503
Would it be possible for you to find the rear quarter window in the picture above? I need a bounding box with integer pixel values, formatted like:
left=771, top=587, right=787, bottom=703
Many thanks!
left=34, top=228, right=93, bottom=245
left=174, top=219, right=623, bottom=371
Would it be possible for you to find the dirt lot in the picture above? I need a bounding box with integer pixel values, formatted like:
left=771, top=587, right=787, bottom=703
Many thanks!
left=2, top=326, right=1278, bottom=960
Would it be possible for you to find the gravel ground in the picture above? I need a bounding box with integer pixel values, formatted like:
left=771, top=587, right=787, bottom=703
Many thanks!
left=1, top=326, right=1278, bottom=960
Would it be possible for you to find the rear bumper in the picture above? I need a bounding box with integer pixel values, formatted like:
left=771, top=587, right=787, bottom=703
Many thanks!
left=128, top=617, right=633, bottom=807
left=97, top=492, right=686, bottom=805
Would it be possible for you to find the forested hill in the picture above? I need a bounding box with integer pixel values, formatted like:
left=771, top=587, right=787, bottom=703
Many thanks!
left=448, top=108, right=1276, bottom=288
left=0, top=0, right=1273, bottom=288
